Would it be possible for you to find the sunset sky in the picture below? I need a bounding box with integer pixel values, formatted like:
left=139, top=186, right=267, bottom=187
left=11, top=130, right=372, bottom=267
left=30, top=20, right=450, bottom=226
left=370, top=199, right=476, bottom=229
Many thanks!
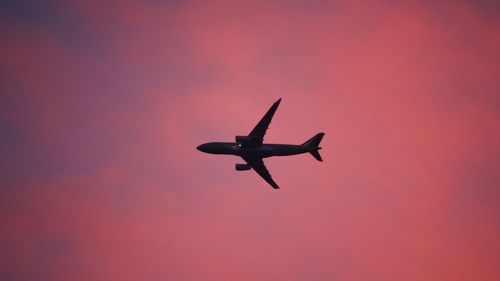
left=1, top=1, right=499, bottom=280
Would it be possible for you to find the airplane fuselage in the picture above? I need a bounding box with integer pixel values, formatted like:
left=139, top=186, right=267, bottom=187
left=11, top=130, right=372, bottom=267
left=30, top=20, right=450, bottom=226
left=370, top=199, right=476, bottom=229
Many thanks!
left=197, top=142, right=312, bottom=158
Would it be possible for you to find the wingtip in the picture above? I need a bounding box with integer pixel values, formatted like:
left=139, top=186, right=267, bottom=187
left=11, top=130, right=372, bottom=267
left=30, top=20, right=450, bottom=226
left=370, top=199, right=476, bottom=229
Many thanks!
left=276, top=98, right=282, bottom=103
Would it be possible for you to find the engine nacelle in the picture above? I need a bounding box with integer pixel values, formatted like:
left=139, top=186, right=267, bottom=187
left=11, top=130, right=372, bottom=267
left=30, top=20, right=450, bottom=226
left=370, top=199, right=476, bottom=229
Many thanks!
left=235, top=135, right=253, bottom=143
left=235, top=163, right=251, bottom=171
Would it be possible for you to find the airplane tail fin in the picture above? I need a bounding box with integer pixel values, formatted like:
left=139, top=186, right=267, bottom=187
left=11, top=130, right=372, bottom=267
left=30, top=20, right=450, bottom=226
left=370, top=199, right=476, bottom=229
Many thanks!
left=302, top=133, right=325, bottom=161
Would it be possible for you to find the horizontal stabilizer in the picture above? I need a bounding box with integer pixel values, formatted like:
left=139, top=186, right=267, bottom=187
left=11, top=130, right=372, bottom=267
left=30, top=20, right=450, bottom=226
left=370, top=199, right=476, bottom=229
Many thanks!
left=310, top=149, right=323, bottom=161
left=302, top=133, right=325, bottom=162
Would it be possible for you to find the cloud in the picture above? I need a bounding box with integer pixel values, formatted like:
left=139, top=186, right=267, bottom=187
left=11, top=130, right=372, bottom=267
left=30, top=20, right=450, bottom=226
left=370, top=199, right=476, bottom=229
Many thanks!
left=0, top=1, right=498, bottom=280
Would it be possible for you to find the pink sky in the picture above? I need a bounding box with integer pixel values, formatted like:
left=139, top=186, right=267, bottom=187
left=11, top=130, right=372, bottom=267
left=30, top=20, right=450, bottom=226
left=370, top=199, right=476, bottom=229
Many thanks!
left=1, top=1, right=499, bottom=280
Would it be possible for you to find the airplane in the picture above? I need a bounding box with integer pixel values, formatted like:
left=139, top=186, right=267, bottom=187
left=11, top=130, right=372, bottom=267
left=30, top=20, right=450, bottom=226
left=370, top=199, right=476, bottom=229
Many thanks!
left=196, top=98, right=324, bottom=189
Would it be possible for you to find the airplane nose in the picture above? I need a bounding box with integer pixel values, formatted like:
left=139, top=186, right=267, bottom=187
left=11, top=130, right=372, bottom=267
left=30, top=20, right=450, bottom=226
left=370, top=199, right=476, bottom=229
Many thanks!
left=197, top=143, right=215, bottom=153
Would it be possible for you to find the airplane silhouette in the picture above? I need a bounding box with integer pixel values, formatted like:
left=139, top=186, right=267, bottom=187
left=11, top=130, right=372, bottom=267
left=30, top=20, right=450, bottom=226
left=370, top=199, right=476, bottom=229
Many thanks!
left=197, top=98, right=324, bottom=189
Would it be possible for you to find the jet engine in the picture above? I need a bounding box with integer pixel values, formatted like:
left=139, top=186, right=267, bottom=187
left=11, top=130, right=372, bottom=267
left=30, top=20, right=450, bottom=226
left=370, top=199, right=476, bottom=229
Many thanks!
left=235, top=135, right=253, bottom=143
left=235, top=163, right=251, bottom=171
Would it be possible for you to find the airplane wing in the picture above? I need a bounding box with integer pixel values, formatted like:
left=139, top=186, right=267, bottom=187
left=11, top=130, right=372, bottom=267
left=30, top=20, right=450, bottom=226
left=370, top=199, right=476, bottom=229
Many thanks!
left=243, top=156, right=280, bottom=189
left=247, top=98, right=281, bottom=146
